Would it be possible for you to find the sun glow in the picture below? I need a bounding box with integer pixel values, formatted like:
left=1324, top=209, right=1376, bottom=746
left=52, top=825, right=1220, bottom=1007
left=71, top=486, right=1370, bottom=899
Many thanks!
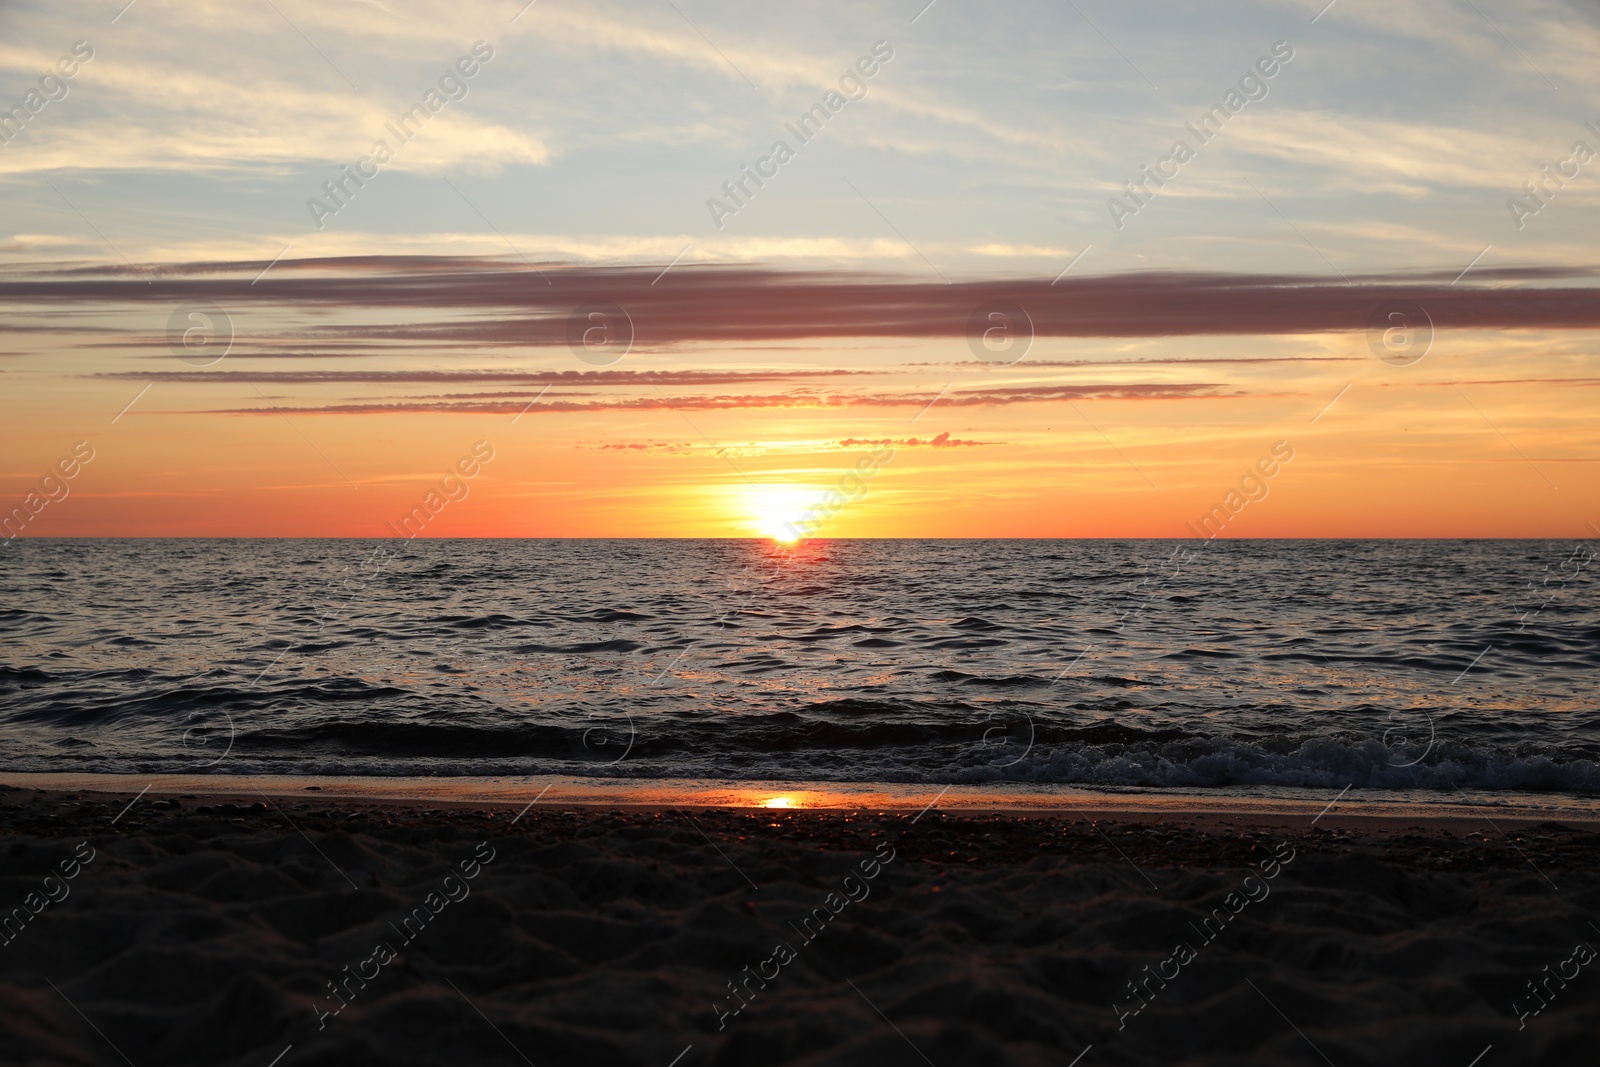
left=762, top=796, right=796, bottom=808
left=741, top=484, right=821, bottom=542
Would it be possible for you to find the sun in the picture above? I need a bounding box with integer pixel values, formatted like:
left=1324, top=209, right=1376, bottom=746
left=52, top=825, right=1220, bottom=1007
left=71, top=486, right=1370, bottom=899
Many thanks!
left=741, top=484, right=822, bottom=543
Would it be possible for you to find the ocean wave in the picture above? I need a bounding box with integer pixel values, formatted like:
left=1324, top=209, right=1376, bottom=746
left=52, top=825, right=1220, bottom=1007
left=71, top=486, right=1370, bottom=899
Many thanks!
left=947, top=735, right=1600, bottom=793
left=3, top=538, right=1597, bottom=795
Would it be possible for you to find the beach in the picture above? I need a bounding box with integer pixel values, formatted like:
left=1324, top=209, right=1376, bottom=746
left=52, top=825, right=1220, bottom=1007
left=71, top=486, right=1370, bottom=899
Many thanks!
left=3, top=779, right=1597, bottom=1067
left=5, top=0, right=1598, bottom=1060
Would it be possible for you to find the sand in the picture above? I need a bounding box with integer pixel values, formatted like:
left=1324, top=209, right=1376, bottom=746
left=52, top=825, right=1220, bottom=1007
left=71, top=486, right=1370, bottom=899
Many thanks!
left=2, top=780, right=1598, bottom=1066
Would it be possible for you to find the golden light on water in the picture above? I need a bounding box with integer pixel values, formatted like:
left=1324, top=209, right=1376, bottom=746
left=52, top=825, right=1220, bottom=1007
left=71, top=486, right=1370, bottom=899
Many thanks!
left=762, top=796, right=796, bottom=808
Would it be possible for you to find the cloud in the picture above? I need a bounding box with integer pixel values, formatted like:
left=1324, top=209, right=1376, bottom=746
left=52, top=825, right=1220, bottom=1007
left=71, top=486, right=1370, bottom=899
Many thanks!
left=92, top=368, right=871, bottom=385
left=11, top=258, right=1600, bottom=345
left=1418, top=376, right=1600, bottom=387
left=1229, top=110, right=1554, bottom=196
left=908, top=356, right=1364, bottom=367
left=837, top=433, right=992, bottom=448
left=198, top=381, right=1241, bottom=416
left=589, top=432, right=1001, bottom=456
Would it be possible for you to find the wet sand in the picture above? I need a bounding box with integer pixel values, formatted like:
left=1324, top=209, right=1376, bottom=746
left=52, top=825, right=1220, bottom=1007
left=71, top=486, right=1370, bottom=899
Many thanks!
left=2, top=781, right=1597, bottom=1066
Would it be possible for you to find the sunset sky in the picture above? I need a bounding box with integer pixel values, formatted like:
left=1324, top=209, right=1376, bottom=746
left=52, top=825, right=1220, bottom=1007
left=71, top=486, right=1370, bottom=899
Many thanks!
left=1, top=0, right=1596, bottom=538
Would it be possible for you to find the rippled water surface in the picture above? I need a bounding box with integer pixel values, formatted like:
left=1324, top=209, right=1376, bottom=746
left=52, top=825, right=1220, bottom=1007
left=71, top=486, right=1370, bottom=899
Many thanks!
left=2, top=539, right=1596, bottom=795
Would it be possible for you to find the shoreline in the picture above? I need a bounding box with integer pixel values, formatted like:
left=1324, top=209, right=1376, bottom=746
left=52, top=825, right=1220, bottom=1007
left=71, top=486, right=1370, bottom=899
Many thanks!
left=4, top=771, right=1596, bottom=833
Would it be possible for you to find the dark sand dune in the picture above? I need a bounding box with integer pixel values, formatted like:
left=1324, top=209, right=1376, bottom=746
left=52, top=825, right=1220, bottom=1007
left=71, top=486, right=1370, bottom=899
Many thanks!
left=2, top=789, right=1597, bottom=1066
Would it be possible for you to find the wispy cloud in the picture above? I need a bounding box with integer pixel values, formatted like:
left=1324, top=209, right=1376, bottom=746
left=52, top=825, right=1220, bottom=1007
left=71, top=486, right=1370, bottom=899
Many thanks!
left=92, top=368, right=870, bottom=385
left=200, top=381, right=1241, bottom=416
left=587, top=432, right=1001, bottom=456
left=11, top=258, right=1600, bottom=346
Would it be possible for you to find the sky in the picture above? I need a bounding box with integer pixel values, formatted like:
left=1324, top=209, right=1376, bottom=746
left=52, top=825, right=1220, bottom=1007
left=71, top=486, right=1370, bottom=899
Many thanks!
left=1, top=0, right=1597, bottom=538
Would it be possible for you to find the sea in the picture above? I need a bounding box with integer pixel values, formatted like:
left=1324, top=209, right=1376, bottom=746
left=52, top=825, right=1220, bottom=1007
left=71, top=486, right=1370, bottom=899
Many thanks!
left=2, top=538, right=1596, bottom=799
